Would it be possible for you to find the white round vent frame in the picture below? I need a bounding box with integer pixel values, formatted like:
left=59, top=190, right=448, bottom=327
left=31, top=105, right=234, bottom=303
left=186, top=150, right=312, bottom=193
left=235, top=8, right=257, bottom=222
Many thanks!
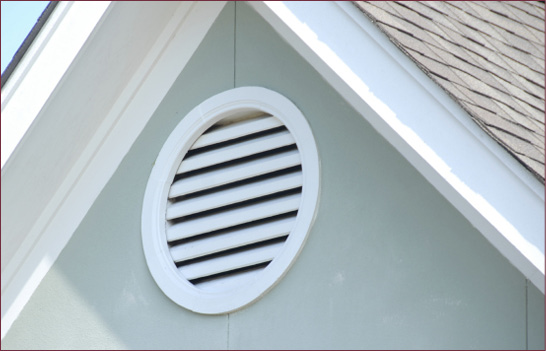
left=142, top=87, right=320, bottom=314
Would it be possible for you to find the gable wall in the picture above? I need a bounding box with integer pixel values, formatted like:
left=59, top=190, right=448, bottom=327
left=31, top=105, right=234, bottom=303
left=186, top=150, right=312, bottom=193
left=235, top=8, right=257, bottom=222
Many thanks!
left=3, top=3, right=543, bottom=349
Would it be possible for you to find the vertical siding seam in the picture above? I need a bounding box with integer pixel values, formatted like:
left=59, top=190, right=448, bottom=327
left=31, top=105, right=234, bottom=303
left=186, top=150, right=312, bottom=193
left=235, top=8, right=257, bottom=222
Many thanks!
left=226, top=9, right=237, bottom=350
left=233, top=2, right=237, bottom=88
left=525, top=279, right=528, bottom=349
left=229, top=6, right=235, bottom=348
left=227, top=313, right=231, bottom=350
left=229, top=8, right=235, bottom=348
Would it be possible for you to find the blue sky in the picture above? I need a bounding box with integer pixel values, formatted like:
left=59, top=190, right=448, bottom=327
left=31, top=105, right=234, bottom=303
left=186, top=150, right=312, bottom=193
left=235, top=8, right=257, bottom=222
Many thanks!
left=1, top=1, right=50, bottom=74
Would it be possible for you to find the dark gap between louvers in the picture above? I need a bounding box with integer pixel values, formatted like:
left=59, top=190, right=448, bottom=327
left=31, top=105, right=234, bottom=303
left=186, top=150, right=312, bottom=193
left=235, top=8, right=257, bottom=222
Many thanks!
left=176, top=235, right=288, bottom=268
left=185, top=125, right=288, bottom=158
left=170, top=165, right=302, bottom=201
left=168, top=187, right=302, bottom=224
left=173, top=144, right=298, bottom=181
left=189, top=261, right=272, bottom=285
left=167, top=211, right=298, bottom=247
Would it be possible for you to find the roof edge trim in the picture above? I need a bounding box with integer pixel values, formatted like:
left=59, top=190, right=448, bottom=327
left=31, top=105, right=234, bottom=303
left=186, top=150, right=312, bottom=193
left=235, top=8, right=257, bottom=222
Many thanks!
left=251, top=1, right=544, bottom=292
left=1, top=1, right=112, bottom=169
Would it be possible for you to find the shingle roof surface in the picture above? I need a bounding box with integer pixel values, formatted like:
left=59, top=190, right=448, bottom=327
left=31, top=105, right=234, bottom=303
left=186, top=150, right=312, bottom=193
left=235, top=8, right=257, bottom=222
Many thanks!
left=354, top=1, right=545, bottom=182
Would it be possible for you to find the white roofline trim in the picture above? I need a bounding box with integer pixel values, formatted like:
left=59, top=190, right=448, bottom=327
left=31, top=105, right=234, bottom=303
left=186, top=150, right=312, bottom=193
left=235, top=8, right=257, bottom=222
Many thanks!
left=251, top=1, right=544, bottom=292
left=1, top=1, right=227, bottom=339
left=1, top=1, right=112, bottom=169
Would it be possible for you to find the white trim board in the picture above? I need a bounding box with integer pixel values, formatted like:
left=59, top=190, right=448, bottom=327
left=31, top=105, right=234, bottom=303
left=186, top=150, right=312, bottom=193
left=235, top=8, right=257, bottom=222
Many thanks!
left=250, top=1, right=544, bottom=292
left=1, top=1, right=111, bottom=169
left=1, top=1, right=227, bottom=339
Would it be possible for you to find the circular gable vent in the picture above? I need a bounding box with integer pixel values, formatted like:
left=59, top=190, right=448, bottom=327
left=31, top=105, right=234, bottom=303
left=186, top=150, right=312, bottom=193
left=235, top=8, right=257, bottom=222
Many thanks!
left=142, top=87, right=319, bottom=314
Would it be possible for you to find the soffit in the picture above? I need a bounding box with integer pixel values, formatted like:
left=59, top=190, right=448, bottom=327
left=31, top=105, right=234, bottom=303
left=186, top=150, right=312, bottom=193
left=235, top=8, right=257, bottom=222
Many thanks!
left=354, top=1, right=545, bottom=182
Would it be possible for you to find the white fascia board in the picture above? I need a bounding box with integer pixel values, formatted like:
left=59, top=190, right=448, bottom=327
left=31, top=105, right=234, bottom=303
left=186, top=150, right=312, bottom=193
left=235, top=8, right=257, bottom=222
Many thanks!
left=250, top=1, right=545, bottom=292
left=1, top=1, right=227, bottom=339
left=1, top=1, right=111, bottom=169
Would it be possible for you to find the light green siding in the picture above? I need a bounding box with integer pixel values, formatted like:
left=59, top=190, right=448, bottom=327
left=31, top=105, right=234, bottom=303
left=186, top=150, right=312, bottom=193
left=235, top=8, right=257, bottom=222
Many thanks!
left=528, top=282, right=545, bottom=350
left=3, top=2, right=543, bottom=349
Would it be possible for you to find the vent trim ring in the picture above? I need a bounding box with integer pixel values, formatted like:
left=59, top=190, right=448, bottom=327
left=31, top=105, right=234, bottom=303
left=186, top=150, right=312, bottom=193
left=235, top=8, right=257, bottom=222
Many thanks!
left=142, top=87, right=319, bottom=314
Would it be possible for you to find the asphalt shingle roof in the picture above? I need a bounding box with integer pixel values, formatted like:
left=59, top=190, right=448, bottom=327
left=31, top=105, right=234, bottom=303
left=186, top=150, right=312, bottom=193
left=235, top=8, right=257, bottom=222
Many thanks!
left=354, top=1, right=545, bottom=182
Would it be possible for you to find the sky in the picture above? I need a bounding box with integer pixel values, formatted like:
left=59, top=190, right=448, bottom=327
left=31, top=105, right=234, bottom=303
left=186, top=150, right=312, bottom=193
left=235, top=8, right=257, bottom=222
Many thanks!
left=1, top=1, right=50, bottom=74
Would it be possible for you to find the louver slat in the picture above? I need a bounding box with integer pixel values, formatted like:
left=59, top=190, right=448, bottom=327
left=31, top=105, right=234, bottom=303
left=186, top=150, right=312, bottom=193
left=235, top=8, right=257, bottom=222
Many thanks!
left=166, top=193, right=301, bottom=242
left=169, top=216, right=295, bottom=262
left=177, top=130, right=295, bottom=174
left=178, top=241, right=284, bottom=281
left=192, top=268, right=262, bottom=292
left=190, top=115, right=282, bottom=150
left=169, top=150, right=301, bottom=198
left=167, top=172, right=302, bottom=219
